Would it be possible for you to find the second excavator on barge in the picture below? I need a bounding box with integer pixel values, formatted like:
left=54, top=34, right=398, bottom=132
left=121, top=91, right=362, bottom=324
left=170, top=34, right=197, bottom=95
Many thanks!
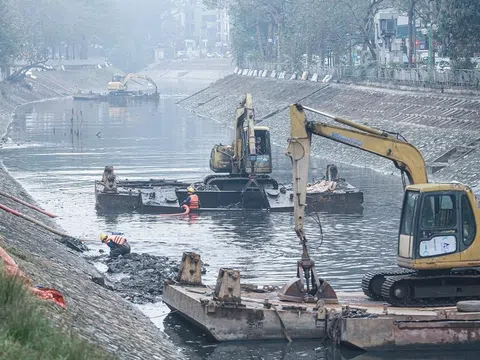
left=95, top=94, right=364, bottom=214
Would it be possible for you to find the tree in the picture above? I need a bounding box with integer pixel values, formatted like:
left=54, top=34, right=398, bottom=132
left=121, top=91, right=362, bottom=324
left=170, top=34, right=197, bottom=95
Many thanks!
left=437, top=0, right=480, bottom=67
left=0, top=0, right=21, bottom=65
left=206, top=0, right=393, bottom=67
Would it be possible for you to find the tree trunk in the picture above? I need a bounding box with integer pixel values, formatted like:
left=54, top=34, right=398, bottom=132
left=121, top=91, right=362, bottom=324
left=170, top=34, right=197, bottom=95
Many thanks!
left=266, top=23, right=273, bottom=60
left=365, top=36, right=377, bottom=61
left=256, top=24, right=265, bottom=59
left=363, top=19, right=377, bottom=61
left=408, top=0, right=415, bottom=68
left=319, top=40, right=326, bottom=67
left=306, top=43, right=313, bottom=67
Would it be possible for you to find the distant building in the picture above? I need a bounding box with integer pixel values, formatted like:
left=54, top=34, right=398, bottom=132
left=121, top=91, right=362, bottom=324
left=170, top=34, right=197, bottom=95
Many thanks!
left=374, top=7, right=435, bottom=66
left=374, top=9, right=405, bottom=65
left=172, top=0, right=230, bottom=58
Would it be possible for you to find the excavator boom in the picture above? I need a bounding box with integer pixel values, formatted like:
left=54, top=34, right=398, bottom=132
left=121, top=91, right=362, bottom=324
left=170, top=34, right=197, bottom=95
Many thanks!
left=295, top=105, right=428, bottom=185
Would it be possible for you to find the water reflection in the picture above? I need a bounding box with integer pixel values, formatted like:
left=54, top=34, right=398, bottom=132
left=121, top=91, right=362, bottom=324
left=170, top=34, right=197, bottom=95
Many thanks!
left=2, top=94, right=429, bottom=359
left=3, top=97, right=404, bottom=288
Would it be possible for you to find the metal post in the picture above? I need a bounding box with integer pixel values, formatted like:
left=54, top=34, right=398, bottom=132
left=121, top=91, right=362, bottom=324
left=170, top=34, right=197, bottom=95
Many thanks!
left=428, top=26, right=433, bottom=77
left=349, top=38, right=353, bottom=67
left=430, top=0, right=436, bottom=82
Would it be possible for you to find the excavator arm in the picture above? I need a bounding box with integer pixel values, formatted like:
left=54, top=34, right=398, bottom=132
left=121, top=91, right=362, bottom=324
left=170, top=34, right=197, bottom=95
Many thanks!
left=233, top=93, right=257, bottom=173
left=280, top=103, right=428, bottom=304
left=292, top=104, right=428, bottom=185
left=122, top=73, right=159, bottom=93
left=288, top=103, right=428, bottom=245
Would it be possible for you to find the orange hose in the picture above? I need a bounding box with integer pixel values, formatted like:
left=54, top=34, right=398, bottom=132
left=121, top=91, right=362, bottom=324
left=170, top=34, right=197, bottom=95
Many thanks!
left=160, top=205, right=190, bottom=217
left=0, top=203, right=65, bottom=237
left=0, top=191, right=57, bottom=218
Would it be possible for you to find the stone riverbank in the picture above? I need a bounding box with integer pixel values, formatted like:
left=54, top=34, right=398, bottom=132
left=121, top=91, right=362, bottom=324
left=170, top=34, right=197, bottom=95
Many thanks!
left=179, top=74, right=480, bottom=191
left=0, top=69, right=182, bottom=360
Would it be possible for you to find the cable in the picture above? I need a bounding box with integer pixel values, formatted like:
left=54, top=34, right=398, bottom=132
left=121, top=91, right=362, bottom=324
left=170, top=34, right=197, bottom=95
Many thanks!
left=306, top=203, right=324, bottom=248
left=385, top=130, right=408, bottom=142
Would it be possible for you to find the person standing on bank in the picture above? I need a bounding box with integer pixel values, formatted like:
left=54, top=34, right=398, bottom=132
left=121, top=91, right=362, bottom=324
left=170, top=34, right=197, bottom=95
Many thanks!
left=100, top=233, right=131, bottom=258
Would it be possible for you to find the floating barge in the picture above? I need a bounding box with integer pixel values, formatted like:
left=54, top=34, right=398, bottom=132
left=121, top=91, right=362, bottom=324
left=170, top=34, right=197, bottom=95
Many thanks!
left=73, top=91, right=159, bottom=101
left=163, top=252, right=480, bottom=352
left=95, top=168, right=364, bottom=214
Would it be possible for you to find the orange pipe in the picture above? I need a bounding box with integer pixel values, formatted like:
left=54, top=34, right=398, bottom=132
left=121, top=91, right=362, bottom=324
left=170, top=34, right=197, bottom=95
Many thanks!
left=0, top=191, right=57, bottom=218
left=0, top=203, right=65, bottom=237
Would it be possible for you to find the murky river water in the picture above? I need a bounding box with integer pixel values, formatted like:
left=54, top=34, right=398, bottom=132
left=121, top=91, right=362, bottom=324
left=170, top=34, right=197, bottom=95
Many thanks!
left=1, top=88, right=469, bottom=359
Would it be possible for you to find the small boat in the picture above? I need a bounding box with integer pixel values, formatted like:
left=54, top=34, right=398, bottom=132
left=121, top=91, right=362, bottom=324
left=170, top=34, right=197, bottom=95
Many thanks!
left=73, top=91, right=159, bottom=102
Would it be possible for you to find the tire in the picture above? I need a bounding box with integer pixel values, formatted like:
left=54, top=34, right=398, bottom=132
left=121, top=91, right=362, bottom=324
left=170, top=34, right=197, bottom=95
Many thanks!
left=457, top=301, right=480, bottom=312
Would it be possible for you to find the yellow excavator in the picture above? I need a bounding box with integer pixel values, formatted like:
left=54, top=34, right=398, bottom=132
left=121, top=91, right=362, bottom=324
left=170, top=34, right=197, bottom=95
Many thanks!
left=206, top=93, right=277, bottom=190
left=280, top=103, right=480, bottom=307
left=107, top=73, right=158, bottom=95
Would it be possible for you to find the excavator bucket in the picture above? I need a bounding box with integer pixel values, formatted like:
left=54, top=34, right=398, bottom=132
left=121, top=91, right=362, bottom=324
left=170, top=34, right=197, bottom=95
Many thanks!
left=279, top=277, right=338, bottom=304
left=316, top=279, right=339, bottom=304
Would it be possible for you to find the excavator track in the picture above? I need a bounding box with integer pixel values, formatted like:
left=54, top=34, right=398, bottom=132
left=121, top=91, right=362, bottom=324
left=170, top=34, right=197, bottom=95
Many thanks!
left=381, top=271, right=480, bottom=307
left=361, top=269, right=415, bottom=300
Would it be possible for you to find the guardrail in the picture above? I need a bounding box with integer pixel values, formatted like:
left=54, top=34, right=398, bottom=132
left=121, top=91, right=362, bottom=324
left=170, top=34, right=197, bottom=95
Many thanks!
left=242, top=61, right=480, bottom=89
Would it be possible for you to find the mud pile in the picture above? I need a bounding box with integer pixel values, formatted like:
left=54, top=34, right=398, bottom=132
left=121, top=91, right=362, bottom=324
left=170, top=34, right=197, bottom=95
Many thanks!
left=89, top=252, right=207, bottom=304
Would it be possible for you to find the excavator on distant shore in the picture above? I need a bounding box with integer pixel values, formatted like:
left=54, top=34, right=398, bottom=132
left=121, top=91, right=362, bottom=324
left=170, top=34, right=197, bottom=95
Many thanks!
left=281, top=102, right=480, bottom=307
left=107, top=73, right=158, bottom=96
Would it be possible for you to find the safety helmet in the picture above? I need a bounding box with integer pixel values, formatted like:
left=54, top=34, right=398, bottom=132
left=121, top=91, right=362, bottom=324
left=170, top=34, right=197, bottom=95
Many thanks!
left=187, top=186, right=195, bottom=194
left=100, top=233, right=108, bottom=242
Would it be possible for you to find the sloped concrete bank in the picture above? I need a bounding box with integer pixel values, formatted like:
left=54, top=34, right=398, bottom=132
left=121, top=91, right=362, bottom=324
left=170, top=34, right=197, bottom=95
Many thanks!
left=179, top=74, right=480, bottom=190
left=0, top=70, right=181, bottom=360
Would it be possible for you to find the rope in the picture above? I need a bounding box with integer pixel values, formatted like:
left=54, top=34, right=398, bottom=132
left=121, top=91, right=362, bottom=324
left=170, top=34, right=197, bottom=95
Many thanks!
left=272, top=305, right=292, bottom=342
left=324, top=306, right=379, bottom=345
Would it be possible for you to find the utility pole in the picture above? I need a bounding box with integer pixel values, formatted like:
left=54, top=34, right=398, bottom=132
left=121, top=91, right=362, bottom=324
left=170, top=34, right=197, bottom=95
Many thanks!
left=428, top=26, right=433, bottom=76
left=430, top=0, right=436, bottom=68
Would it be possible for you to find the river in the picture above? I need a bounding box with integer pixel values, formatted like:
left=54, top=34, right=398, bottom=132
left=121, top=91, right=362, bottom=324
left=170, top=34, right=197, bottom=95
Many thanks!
left=1, top=85, right=469, bottom=359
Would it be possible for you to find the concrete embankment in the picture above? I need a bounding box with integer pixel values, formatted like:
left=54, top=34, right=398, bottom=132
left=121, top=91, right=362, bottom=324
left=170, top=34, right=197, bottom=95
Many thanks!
left=0, top=69, right=181, bottom=360
left=179, top=74, right=480, bottom=190
left=146, top=58, right=235, bottom=85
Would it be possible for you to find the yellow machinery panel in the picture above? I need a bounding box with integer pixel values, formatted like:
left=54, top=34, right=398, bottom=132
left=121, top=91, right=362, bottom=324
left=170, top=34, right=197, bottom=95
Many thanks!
left=209, top=144, right=233, bottom=173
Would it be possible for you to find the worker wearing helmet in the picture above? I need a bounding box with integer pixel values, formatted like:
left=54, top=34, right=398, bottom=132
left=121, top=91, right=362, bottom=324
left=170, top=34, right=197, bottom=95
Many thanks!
left=181, top=186, right=200, bottom=211
left=100, top=233, right=131, bottom=258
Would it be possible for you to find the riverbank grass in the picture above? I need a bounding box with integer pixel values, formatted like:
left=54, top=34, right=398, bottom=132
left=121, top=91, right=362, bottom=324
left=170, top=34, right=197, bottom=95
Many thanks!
left=0, top=268, right=114, bottom=359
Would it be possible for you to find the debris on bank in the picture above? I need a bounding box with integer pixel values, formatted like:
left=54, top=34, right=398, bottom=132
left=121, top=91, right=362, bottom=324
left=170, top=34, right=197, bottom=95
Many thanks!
left=88, top=252, right=207, bottom=304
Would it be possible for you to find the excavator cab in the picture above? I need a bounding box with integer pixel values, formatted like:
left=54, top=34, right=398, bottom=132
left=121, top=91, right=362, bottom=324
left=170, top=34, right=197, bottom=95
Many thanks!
left=112, top=74, right=125, bottom=82
left=397, top=184, right=478, bottom=268
left=246, top=126, right=272, bottom=174
left=209, top=127, right=272, bottom=174
left=209, top=94, right=272, bottom=176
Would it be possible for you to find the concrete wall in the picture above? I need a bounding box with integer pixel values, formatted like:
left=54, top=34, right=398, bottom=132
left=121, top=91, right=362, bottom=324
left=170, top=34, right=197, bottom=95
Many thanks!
left=0, top=69, right=182, bottom=360
left=179, top=74, right=480, bottom=191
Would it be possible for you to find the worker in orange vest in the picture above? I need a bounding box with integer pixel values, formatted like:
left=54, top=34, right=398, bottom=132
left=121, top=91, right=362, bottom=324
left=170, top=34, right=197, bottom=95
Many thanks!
left=100, top=233, right=131, bottom=258
left=181, top=186, right=200, bottom=211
